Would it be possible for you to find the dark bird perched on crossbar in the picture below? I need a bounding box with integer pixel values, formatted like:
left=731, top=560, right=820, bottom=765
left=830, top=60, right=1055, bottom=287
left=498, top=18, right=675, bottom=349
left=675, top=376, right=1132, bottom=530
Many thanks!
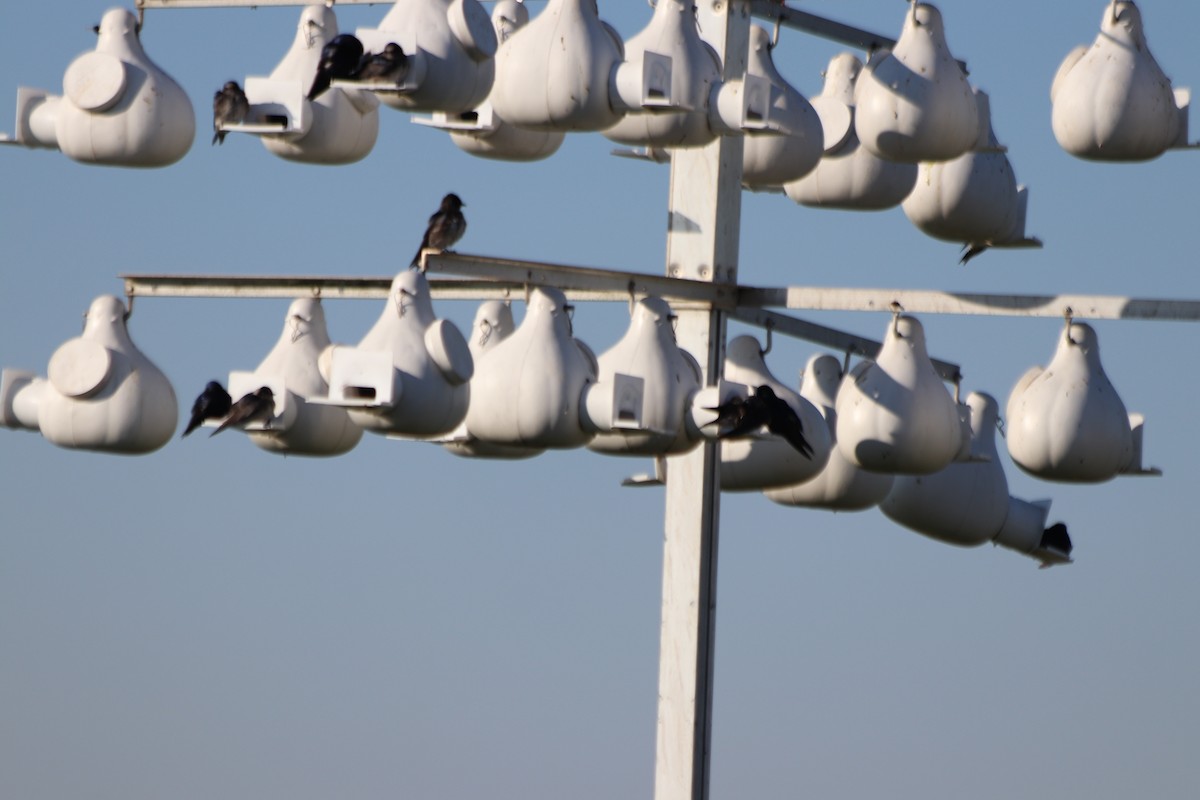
left=705, top=384, right=813, bottom=458
left=307, top=34, right=364, bottom=101
left=411, top=193, right=467, bottom=267
left=354, top=42, right=408, bottom=85
left=212, top=81, right=249, bottom=145
left=183, top=381, right=232, bottom=437
left=210, top=386, right=275, bottom=437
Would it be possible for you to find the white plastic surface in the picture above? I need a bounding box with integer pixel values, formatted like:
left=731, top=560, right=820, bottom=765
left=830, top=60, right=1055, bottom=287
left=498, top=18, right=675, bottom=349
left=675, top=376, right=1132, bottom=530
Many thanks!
left=62, top=51, right=126, bottom=112
left=339, top=270, right=472, bottom=437
left=719, top=336, right=832, bottom=492
left=49, top=8, right=195, bottom=167
left=47, top=338, right=113, bottom=399
left=588, top=297, right=701, bottom=456
left=32, top=296, right=177, bottom=454
left=853, top=3, right=979, bottom=163
left=902, top=91, right=1030, bottom=246
left=835, top=315, right=962, bottom=474
left=0, top=369, right=45, bottom=431
left=465, top=286, right=597, bottom=448
left=490, top=0, right=624, bottom=132
left=361, top=0, right=496, bottom=114
left=233, top=299, right=363, bottom=456
left=880, top=392, right=1011, bottom=546
left=442, top=4, right=565, bottom=161
left=250, top=6, right=379, bottom=165
left=740, top=25, right=824, bottom=189
left=784, top=54, right=918, bottom=210
left=764, top=354, right=894, bottom=511
left=443, top=299, right=545, bottom=459
left=604, top=0, right=720, bottom=148
left=1051, top=2, right=1183, bottom=161
left=1006, top=322, right=1135, bottom=482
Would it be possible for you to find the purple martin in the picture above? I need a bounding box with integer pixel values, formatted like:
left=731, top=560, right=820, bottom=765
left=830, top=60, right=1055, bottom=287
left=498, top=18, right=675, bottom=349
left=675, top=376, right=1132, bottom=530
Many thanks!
left=411, top=193, right=467, bottom=267
left=210, top=386, right=275, bottom=437
left=1040, top=522, right=1072, bottom=557
left=212, top=81, right=250, bottom=145
left=307, top=34, right=364, bottom=101
left=183, top=380, right=232, bottom=437
left=705, top=384, right=813, bottom=459
left=354, top=42, right=408, bottom=84
left=959, top=242, right=989, bottom=265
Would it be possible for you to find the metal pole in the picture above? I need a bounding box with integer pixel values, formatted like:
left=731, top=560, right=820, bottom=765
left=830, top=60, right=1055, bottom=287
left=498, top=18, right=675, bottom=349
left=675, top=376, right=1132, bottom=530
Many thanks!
left=655, top=3, right=751, bottom=799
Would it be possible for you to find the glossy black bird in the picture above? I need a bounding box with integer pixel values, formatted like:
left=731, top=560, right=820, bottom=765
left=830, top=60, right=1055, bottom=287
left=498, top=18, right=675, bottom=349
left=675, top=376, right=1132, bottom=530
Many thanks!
left=959, top=241, right=989, bottom=265
left=705, top=384, right=813, bottom=459
left=1040, top=522, right=1073, bottom=556
left=212, top=81, right=250, bottom=145
left=182, top=380, right=232, bottom=437
left=210, top=386, right=275, bottom=437
left=354, top=42, right=408, bottom=84
left=307, top=34, right=364, bottom=101
left=411, top=193, right=467, bottom=267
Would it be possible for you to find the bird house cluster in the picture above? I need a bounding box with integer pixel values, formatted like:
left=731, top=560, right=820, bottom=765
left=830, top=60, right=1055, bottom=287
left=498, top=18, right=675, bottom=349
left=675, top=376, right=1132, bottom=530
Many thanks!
left=1, top=2, right=1192, bottom=256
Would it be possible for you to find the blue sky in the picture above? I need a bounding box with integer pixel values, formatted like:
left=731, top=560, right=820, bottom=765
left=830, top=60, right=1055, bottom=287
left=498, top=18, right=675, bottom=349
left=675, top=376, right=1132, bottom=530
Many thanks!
left=2, top=2, right=1198, bottom=798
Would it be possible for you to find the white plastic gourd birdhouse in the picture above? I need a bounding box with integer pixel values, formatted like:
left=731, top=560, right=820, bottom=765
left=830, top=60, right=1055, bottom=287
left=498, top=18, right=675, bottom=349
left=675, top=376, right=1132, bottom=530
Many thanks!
left=740, top=26, right=824, bottom=189
left=1051, top=1, right=1192, bottom=161
left=489, top=0, right=625, bottom=132
left=588, top=297, right=701, bottom=457
left=784, top=54, right=918, bottom=210
left=221, top=299, right=362, bottom=456
left=442, top=299, right=545, bottom=459
left=902, top=90, right=1040, bottom=256
left=465, top=286, right=598, bottom=449
left=713, top=336, right=831, bottom=492
left=854, top=3, right=979, bottom=164
left=324, top=269, right=472, bottom=438
left=603, top=0, right=720, bottom=149
left=880, top=391, right=1010, bottom=545
left=224, top=5, right=379, bottom=165
left=0, top=295, right=176, bottom=454
left=765, top=354, right=894, bottom=511
left=1007, top=320, right=1153, bottom=482
left=880, top=392, right=1074, bottom=566
left=9, top=8, right=194, bottom=167
left=836, top=315, right=963, bottom=474
left=357, top=0, right=497, bottom=114
left=421, top=1, right=565, bottom=162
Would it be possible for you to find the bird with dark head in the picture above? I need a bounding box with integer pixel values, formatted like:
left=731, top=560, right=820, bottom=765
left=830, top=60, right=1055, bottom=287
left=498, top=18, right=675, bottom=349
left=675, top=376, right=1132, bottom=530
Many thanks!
left=212, top=81, right=250, bottom=146
left=183, top=380, right=232, bottom=437
left=1040, top=522, right=1073, bottom=556
left=210, top=386, right=275, bottom=437
left=411, top=193, right=467, bottom=267
left=307, top=34, right=364, bottom=101
left=705, top=384, right=813, bottom=458
left=354, top=42, right=408, bottom=84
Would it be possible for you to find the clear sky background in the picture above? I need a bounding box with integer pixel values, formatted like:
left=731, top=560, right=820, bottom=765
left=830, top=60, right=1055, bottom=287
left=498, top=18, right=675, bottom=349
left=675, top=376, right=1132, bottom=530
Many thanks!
left=2, top=1, right=1198, bottom=798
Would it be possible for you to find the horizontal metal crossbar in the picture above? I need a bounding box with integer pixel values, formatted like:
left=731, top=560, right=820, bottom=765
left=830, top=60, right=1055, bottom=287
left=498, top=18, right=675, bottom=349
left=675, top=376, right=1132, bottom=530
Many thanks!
left=729, top=307, right=962, bottom=383
left=123, top=253, right=1200, bottom=322
left=738, top=285, right=1200, bottom=322
left=420, top=253, right=739, bottom=307
left=747, top=0, right=896, bottom=54
left=121, top=274, right=652, bottom=304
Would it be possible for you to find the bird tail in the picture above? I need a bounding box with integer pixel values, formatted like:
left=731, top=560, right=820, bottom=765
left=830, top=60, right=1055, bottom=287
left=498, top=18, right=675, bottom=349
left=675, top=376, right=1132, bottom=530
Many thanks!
left=212, top=130, right=224, bottom=146
left=182, top=420, right=201, bottom=438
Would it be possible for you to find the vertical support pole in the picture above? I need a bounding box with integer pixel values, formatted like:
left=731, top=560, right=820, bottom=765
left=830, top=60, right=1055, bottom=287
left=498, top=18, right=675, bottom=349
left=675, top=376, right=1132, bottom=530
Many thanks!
left=654, top=3, right=750, bottom=800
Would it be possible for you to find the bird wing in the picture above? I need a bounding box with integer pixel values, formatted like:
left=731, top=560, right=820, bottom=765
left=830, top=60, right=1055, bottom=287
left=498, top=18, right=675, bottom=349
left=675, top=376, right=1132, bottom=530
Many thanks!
left=766, top=402, right=814, bottom=459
